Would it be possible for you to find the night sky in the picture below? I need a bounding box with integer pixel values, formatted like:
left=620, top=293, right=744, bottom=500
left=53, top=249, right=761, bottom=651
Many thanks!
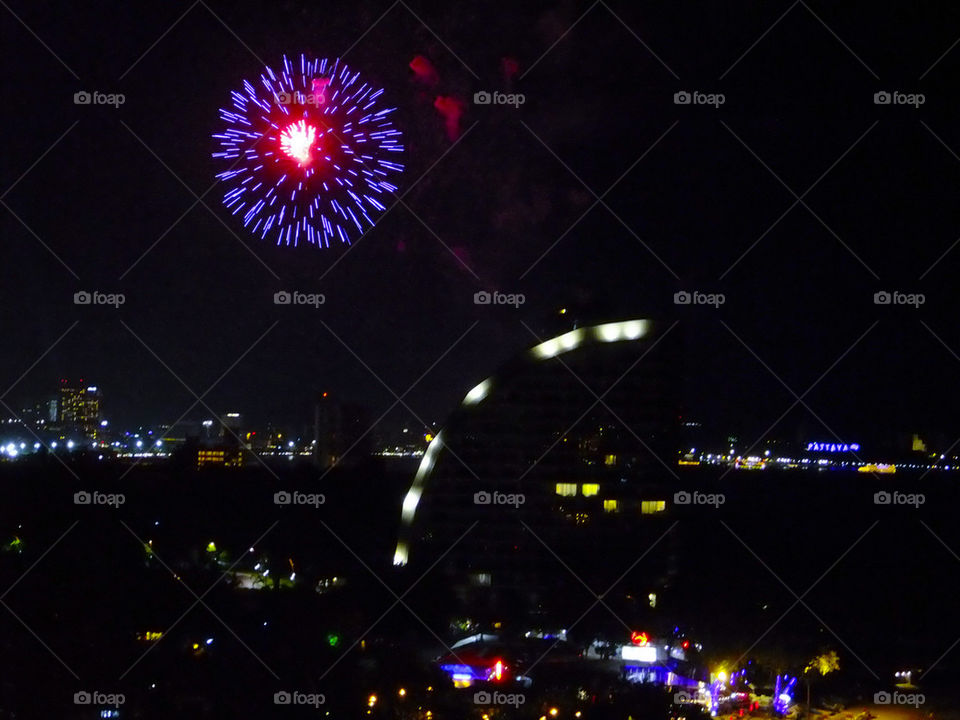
left=4, top=1, right=960, bottom=447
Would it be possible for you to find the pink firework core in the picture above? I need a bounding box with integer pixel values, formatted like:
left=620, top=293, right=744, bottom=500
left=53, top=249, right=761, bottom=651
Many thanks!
left=279, top=120, right=318, bottom=166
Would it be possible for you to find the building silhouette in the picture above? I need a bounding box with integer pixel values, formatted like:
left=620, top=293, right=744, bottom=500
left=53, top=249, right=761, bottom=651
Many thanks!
left=393, top=319, right=682, bottom=628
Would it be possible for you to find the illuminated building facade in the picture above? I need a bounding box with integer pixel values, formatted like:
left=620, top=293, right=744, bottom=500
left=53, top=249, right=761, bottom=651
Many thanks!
left=394, top=319, right=681, bottom=622
left=57, top=380, right=102, bottom=438
left=196, top=447, right=244, bottom=468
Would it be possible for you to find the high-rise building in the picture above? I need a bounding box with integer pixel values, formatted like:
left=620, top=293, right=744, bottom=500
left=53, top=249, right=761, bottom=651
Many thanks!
left=392, top=319, right=681, bottom=625
left=220, top=412, right=243, bottom=446
left=314, top=392, right=371, bottom=468
left=57, top=380, right=102, bottom=439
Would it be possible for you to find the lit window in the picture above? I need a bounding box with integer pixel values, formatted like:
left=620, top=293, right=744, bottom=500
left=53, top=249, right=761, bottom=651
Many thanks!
left=555, top=483, right=577, bottom=497
left=641, top=500, right=666, bottom=514
left=603, top=499, right=618, bottom=512
left=581, top=483, right=599, bottom=497
left=604, top=454, right=617, bottom=466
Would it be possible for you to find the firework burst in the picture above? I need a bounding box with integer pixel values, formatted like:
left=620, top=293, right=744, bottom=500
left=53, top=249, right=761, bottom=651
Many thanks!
left=213, top=54, right=404, bottom=247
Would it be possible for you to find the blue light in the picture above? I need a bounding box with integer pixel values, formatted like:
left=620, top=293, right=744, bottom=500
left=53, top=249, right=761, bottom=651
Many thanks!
left=773, top=674, right=797, bottom=714
left=439, top=663, right=486, bottom=682
left=806, top=442, right=860, bottom=453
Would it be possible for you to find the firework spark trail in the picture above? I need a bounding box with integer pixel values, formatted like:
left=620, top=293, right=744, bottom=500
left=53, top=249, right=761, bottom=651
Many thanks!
left=213, top=54, right=404, bottom=248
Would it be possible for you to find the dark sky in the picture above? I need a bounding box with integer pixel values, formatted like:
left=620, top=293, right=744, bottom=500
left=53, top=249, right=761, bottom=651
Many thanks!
left=3, top=0, right=960, bottom=446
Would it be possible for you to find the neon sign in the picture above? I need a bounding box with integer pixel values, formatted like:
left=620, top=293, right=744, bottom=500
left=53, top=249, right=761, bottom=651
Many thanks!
left=806, top=442, right=860, bottom=452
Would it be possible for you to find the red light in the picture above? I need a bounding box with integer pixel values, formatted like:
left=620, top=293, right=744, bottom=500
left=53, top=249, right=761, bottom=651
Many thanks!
left=682, top=640, right=690, bottom=649
left=489, top=659, right=504, bottom=681
left=630, top=631, right=649, bottom=646
left=279, top=120, right=318, bottom=166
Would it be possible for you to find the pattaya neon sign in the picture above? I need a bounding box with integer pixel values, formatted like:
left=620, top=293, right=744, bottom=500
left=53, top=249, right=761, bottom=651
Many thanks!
left=806, top=442, right=860, bottom=452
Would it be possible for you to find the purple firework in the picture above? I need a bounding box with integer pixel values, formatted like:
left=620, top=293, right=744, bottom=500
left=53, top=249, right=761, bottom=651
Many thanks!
left=213, top=54, right=404, bottom=247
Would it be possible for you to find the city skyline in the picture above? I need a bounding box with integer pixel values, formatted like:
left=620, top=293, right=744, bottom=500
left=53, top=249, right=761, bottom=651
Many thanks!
left=4, top=3, right=960, bottom=444
left=4, top=1, right=960, bottom=718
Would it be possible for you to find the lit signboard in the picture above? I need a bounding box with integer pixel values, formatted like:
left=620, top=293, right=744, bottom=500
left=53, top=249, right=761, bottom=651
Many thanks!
left=621, top=644, right=658, bottom=663
left=806, top=442, right=860, bottom=453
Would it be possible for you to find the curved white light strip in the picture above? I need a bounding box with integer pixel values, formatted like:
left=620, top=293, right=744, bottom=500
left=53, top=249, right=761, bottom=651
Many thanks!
left=592, top=319, right=649, bottom=344
left=463, top=378, right=493, bottom=406
left=530, top=321, right=649, bottom=360
left=401, top=486, right=423, bottom=523
left=394, top=319, right=652, bottom=566
left=398, top=431, right=444, bottom=526
left=530, top=327, right=587, bottom=359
